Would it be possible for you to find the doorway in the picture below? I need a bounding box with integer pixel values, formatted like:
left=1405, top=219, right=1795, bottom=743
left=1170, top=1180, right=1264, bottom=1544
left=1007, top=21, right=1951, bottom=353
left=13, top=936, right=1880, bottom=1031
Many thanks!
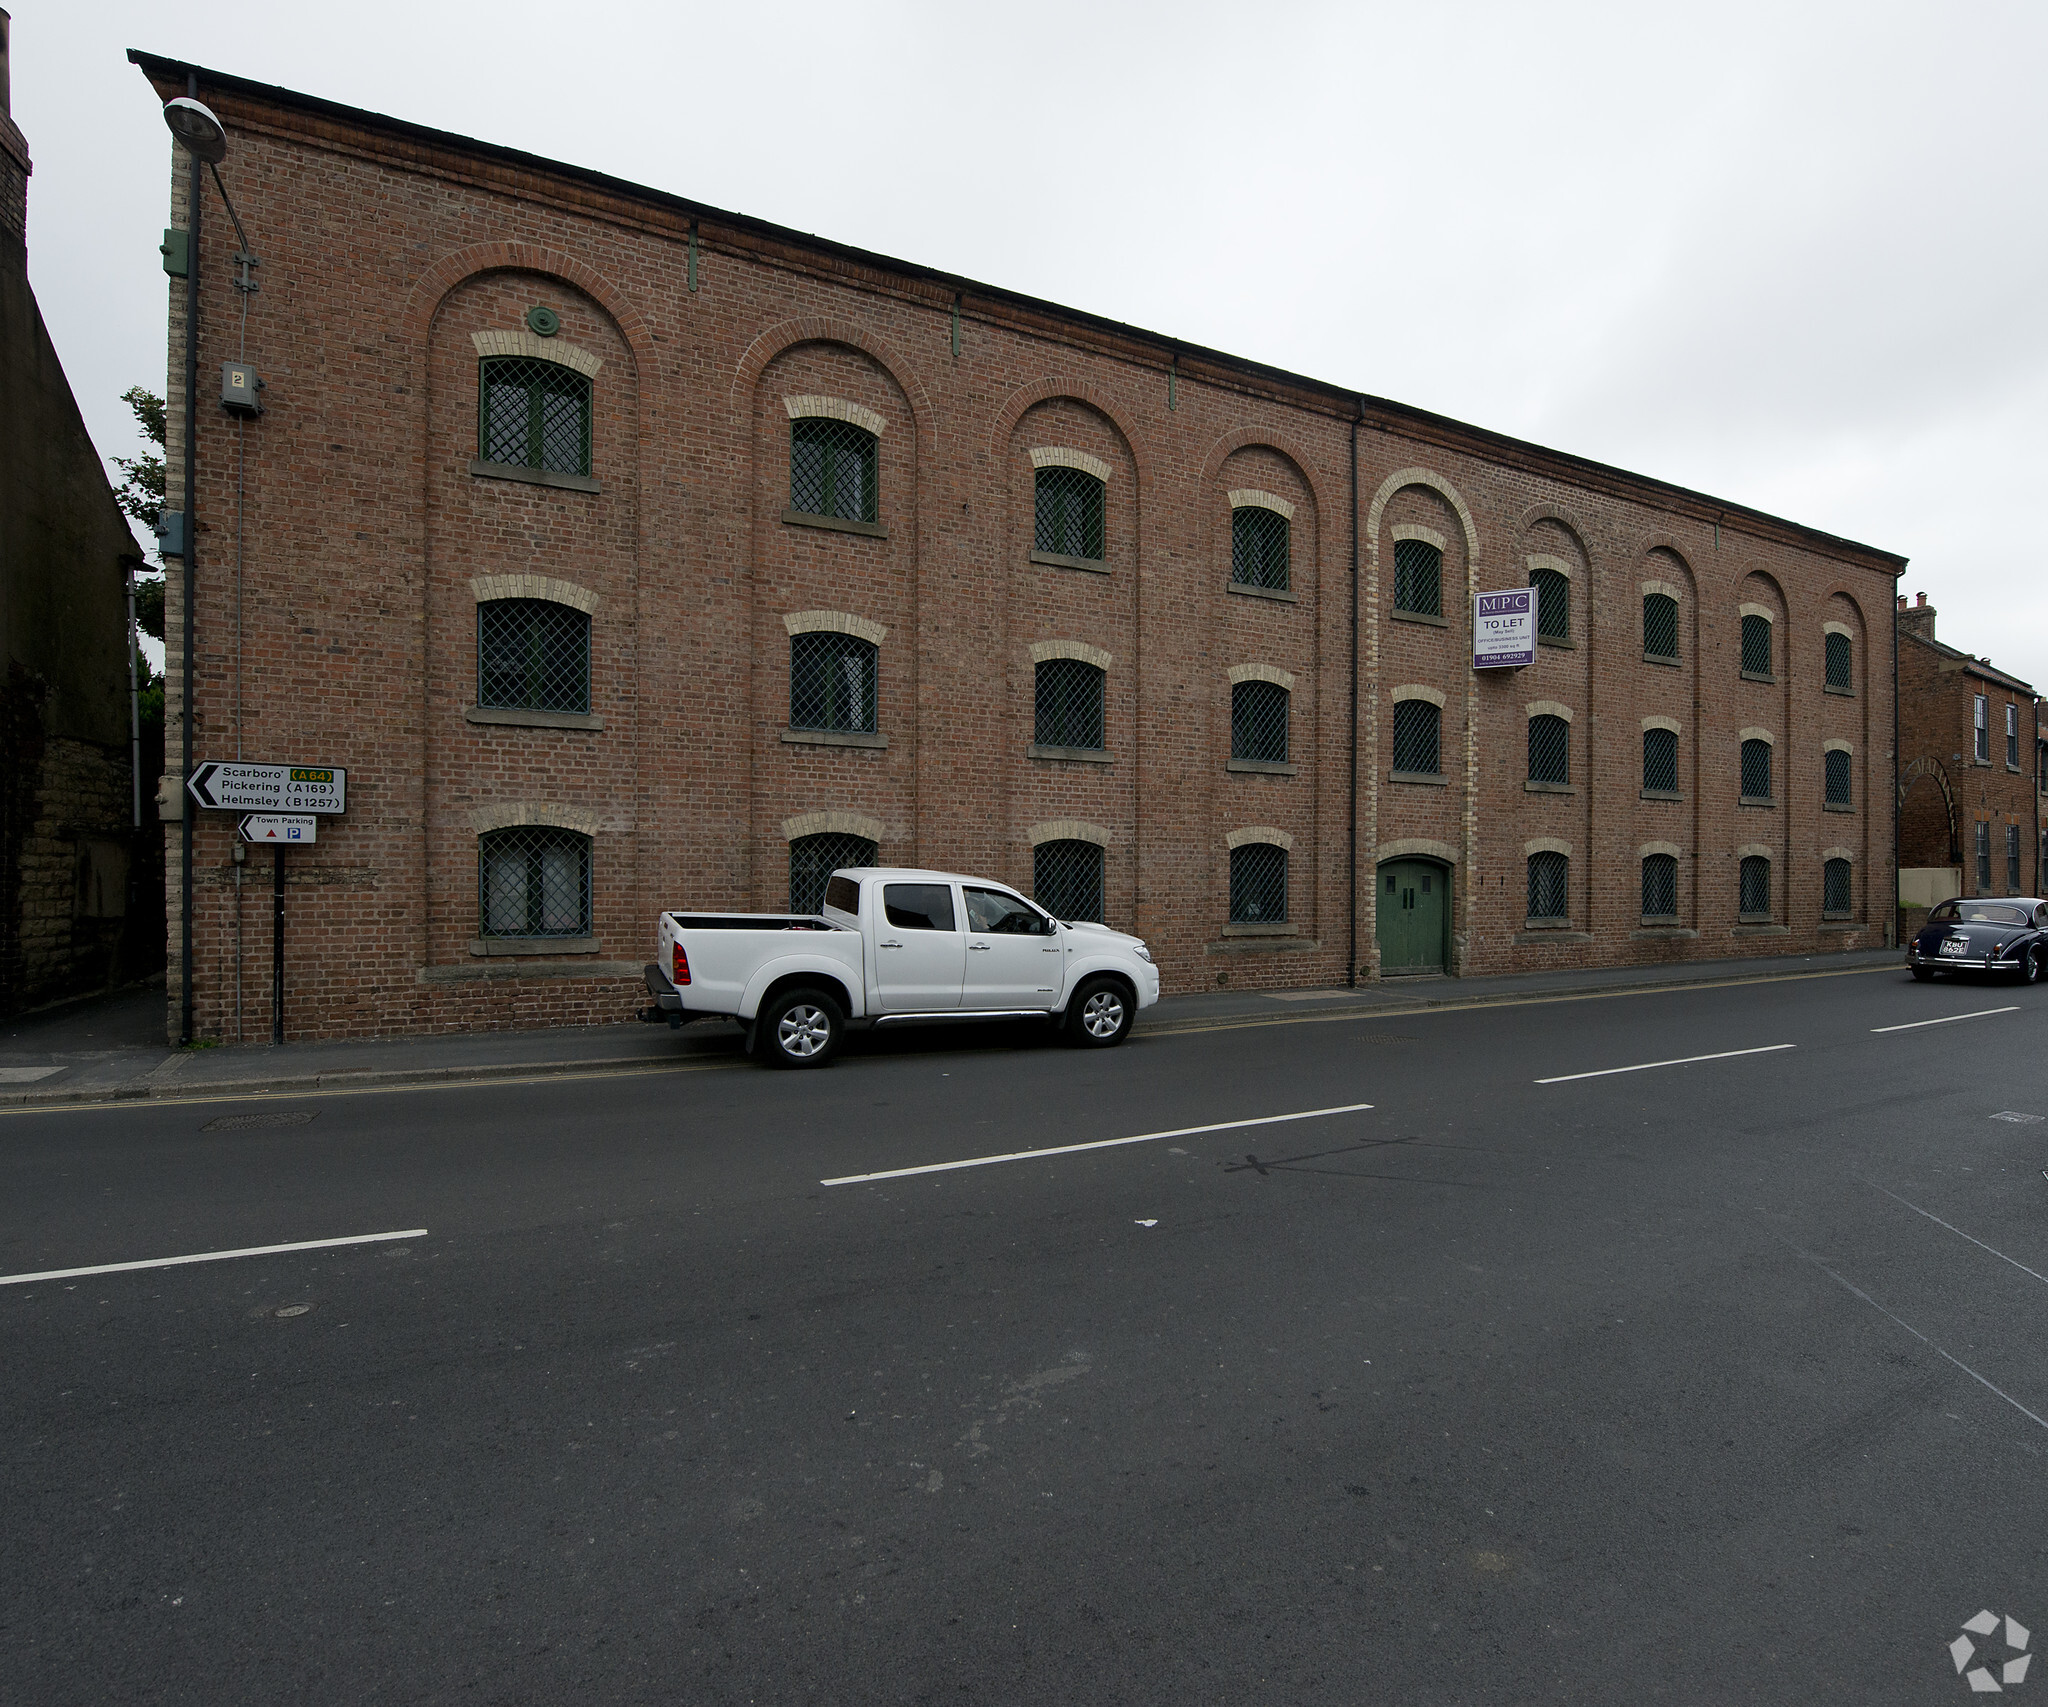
left=1376, top=858, right=1448, bottom=975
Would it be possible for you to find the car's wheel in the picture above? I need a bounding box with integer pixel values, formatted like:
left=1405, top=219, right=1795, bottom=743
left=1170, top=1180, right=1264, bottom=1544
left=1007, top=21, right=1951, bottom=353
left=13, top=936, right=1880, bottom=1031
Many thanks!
left=1065, top=977, right=1133, bottom=1048
left=2024, top=946, right=2045, bottom=985
left=1910, top=966, right=1935, bottom=982
left=757, top=986, right=844, bottom=1068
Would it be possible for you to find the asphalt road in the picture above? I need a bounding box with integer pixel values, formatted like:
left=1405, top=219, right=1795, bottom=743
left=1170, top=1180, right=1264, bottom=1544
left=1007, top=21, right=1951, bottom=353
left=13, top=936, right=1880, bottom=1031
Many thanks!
left=6, top=965, right=2047, bottom=1704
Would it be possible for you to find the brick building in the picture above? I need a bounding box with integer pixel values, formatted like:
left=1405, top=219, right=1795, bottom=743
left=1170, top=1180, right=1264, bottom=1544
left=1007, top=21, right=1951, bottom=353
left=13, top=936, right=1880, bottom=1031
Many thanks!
left=134, top=50, right=1905, bottom=1043
left=1895, top=592, right=2042, bottom=933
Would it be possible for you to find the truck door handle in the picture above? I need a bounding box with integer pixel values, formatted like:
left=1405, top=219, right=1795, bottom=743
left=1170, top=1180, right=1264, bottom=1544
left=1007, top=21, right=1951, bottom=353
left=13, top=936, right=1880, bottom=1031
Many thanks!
left=879, top=940, right=904, bottom=949
left=967, top=942, right=991, bottom=952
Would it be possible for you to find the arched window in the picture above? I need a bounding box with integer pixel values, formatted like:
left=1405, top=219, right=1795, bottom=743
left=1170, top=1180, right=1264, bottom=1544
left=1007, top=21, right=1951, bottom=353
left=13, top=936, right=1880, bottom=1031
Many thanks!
left=1527, top=714, right=1569, bottom=785
left=790, top=831, right=877, bottom=915
left=1643, top=727, right=1679, bottom=795
left=479, top=357, right=591, bottom=476
left=1824, top=748, right=1852, bottom=807
left=1526, top=851, right=1569, bottom=924
left=1231, top=507, right=1290, bottom=592
left=1393, top=539, right=1442, bottom=617
left=1034, top=659, right=1106, bottom=751
left=1533, top=567, right=1570, bottom=642
left=1740, top=612, right=1774, bottom=679
left=1229, top=842, right=1287, bottom=924
left=1231, top=680, right=1290, bottom=764
left=1824, top=631, right=1853, bottom=693
left=1739, top=855, right=1771, bottom=920
left=790, top=631, right=878, bottom=733
left=1034, top=839, right=1104, bottom=923
left=1741, top=739, right=1773, bottom=803
left=1035, top=466, right=1105, bottom=562
left=1392, top=698, right=1441, bottom=776
left=1642, top=854, right=1678, bottom=921
left=479, top=826, right=591, bottom=938
left=477, top=599, right=590, bottom=714
left=1823, top=858, right=1852, bottom=918
left=790, top=417, right=878, bottom=523
left=1643, top=593, right=1679, bottom=662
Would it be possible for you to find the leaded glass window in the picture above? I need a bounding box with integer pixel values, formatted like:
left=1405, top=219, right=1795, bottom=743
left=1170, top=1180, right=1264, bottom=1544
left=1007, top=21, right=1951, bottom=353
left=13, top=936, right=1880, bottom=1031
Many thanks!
left=790, top=831, right=877, bottom=916
left=1825, top=631, right=1852, bottom=692
left=1527, top=851, right=1568, bottom=923
left=790, top=631, right=878, bottom=733
left=1393, top=539, right=1442, bottom=617
left=477, top=599, right=590, bottom=714
left=1824, top=748, right=1851, bottom=806
left=1643, top=727, right=1678, bottom=794
left=1741, top=739, right=1773, bottom=802
left=478, top=826, right=591, bottom=938
left=790, top=417, right=879, bottom=523
left=1392, top=698, right=1440, bottom=776
left=1534, top=568, right=1570, bottom=642
left=1740, top=613, right=1773, bottom=678
left=1035, top=466, right=1105, bottom=561
left=1528, top=714, right=1569, bottom=785
left=1231, top=507, right=1290, bottom=591
left=1739, top=855, right=1771, bottom=919
left=1231, top=680, right=1289, bottom=764
left=1229, top=842, right=1287, bottom=924
left=479, top=358, right=591, bottom=475
left=1823, top=858, right=1852, bottom=917
left=1034, top=839, right=1104, bottom=924
left=1035, top=658, right=1105, bottom=751
left=1643, top=593, right=1679, bottom=661
left=1642, top=854, right=1678, bottom=920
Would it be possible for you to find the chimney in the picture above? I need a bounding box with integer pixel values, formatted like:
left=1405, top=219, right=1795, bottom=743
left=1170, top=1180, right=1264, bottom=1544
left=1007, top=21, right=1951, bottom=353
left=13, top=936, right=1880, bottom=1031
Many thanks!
left=1898, top=590, right=1936, bottom=645
left=0, top=11, right=28, bottom=268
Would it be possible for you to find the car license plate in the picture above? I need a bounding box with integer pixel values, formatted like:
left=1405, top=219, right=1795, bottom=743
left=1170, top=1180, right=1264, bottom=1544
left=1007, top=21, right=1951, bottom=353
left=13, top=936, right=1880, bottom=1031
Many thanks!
left=1940, top=938, right=1970, bottom=957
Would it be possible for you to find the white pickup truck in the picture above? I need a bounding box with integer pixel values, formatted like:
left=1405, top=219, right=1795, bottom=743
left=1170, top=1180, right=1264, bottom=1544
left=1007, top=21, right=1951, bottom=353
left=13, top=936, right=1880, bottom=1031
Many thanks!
left=640, top=866, right=1160, bottom=1067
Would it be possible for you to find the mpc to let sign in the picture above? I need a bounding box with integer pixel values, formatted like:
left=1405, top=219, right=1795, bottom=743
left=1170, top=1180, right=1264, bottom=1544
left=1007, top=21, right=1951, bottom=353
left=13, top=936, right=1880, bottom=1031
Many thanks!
left=1472, top=589, right=1534, bottom=670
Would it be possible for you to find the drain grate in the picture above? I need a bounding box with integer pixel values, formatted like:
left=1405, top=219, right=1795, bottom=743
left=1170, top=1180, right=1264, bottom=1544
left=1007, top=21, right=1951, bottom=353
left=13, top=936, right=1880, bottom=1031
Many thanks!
left=1990, top=1111, right=2045, bottom=1124
left=202, top=1110, right=319, bottom=1133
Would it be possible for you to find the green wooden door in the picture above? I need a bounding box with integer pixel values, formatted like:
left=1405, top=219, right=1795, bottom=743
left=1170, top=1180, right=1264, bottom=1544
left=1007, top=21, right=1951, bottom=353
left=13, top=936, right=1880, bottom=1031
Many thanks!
left=1377, top=859, right=1447, bottom=974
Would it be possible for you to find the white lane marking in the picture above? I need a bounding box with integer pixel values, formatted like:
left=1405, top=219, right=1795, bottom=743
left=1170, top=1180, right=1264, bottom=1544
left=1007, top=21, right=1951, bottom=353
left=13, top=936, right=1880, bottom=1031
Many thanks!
left=1782, top=1239, right=2048, bottom=1434
left=1535, top=1043, right=1794, bottom=1085
left=1866, top=1183, right=2048, bottom=1289
left=820, top=1103, right=1375, bottom=1187
left=1871, top=1006, right=2019, bottom=1033
left=0, top=1228, right=428, bottom=1288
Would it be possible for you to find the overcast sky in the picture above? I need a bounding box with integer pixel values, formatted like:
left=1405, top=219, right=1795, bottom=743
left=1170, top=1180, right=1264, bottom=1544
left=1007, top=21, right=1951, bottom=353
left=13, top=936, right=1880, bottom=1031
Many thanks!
left=16, top=2, right=2048, bottom=683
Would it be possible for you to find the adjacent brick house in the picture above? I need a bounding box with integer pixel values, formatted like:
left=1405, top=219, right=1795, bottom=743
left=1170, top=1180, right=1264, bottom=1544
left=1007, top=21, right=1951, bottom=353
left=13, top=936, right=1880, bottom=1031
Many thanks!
left=1895, top=592, right=2042, bottom=934
left=134, top=50, right=1906, bottom=1043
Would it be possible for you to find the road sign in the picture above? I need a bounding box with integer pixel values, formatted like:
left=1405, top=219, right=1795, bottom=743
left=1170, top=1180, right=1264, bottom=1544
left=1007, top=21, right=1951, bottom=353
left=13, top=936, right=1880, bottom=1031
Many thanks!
left=239, top=814, right=317, bottom=845
left=187, top=762, right=347, bottom=814
left=1473, top=588, right=1535, bottom=669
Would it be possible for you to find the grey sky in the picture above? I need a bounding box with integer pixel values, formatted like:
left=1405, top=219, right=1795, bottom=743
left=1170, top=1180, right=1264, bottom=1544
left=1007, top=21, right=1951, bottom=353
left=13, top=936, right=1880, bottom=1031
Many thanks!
left=16, top=2, right=2046, bottom=682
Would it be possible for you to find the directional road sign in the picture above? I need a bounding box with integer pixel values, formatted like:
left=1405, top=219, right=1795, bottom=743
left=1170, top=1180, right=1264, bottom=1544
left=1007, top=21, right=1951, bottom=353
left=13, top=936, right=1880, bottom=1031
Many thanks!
left=239, top=814, right=318, bottom=845
left=187, top=762, right=347, bottom=814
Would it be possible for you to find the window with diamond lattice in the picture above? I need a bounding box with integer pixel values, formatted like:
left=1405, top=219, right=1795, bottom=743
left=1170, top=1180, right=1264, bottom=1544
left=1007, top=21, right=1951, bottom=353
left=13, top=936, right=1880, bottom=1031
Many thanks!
left=477, top=600, right=590, bottom=714
left=1229, top=842, right=1287, bottom=924
left=1823, top=858, right=1852, bottom=918
left=1034, top=467, right=1104, bottom=561
left=2009, top=824, right=2022, bottom=891
left=790, top=417, right=879, bottom=523
left=1741, top=739, right=1773, bottom=802
left=790, top=632, right=878, bottom=733
left=1739, top=855, right=1771, bottom=919
left=1976, top=821, right=1992, bottom=891
left=1642, top=854, right=1678, bottom=920
left=1035, top=659, right=1105, bottom=751
left=1534, top=569, right=1570, bottom=641
left=790, top=832, right=877, bottom=916
left=1393, top=538, right=1442, bottom=616
left=1232, top=680, right=1289, bottom=764
left=1825, top=632, right=1852, bottom=692
left=1392, top=698, right=1440, bottom=775
left=1526, top=851, right=1568, bottom=923
left=1528, top=715, right=1569, bottom=785
left=479, top=358, right=591, bottom=475
left=1740, top=613, right=1773, bottom=678
left=1034, top=839, right=1104, bottom=924
left=1824, top=748, right=1851, bottom=807
left=1231, top=507, right=1290, bottom=591
left=478, top=826, right=591, bottom=938
left=1643, top=593, right=1679, bottom=661
left=1643, top=727, right=1678, bottom=794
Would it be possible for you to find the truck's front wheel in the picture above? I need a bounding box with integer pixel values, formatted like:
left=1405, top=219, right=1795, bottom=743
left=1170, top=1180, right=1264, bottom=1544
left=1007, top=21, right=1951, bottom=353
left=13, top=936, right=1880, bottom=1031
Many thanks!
left=1064, top=977, right=1133, bottom=1048
left=757, top=987, right=845, bottom=1068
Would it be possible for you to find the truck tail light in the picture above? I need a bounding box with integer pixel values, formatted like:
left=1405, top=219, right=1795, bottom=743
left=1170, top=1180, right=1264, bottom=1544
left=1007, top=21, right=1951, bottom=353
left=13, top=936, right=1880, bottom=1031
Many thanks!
left=671, top=942, right=691, bottom=986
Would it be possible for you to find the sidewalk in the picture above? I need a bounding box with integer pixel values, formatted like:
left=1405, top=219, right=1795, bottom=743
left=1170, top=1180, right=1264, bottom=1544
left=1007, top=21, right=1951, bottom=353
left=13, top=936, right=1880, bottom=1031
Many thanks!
left=0, top=946, right=1905, bottom=1109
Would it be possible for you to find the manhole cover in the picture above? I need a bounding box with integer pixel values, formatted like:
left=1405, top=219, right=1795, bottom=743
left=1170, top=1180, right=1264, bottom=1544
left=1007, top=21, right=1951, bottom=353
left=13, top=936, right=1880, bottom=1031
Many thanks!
left=1991, top=1111, right=2045, bottom=1124
left=202, top=1110, right=318, bottom=1132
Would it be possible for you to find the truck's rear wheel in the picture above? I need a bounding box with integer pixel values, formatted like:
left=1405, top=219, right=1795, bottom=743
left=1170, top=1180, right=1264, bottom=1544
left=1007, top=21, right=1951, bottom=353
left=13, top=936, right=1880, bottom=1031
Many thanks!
left=757, top=986, right=844, bottom=1068
left=1065, top=977, right=1133, bottom=1048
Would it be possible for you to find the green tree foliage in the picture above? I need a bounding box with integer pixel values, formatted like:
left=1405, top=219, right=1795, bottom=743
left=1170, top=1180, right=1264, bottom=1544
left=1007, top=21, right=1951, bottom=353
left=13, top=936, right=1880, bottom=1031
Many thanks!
left=113, top=385, right=167, bottom=705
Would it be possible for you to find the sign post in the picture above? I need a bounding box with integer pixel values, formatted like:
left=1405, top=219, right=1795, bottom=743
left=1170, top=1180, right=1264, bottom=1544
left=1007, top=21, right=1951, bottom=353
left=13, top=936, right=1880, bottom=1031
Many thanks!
left=238, top=816, right=316, bottom=1045
left=1472, top=589, right=1535, bottom=670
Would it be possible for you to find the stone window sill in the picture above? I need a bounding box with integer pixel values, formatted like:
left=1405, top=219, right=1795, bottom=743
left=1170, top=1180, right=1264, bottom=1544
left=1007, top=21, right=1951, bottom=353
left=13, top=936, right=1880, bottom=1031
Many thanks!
left=470, top=936, right=599, bottom=957
left=1824, top=684, right=1855, bottom=697
left=1734, top=920, right=1785, bottom=934
left=423, top=958, right=641, bottom=984
left=783, top=727, right=887, bottom=750
left=1525, top=780, right=1575, bottom=794
left=1633, top=924, right=1696, bottom=939
left=1538, top=634, right=1574, bottom=650
left=1641, top=788, right=1682, bottom=801
left=1221, top=921, right=1298, bottom=937
left=1391, top=608, right=1447, bottom=628
left=1820, top=918, right=1859, bottom=929
left=469, top=459, right=600, bottom=494
left=1227, top=758, right=1298, bottom=775
left=1390, top=769, right=1446, bottom=786
left=1031, top=549, right=1109, bottom=574
left=1739, top=796, right=1776, bottom=807
left=2008, top=764, right=2025, bottom=774
left=782, top=507, right=888, bottom=540
left=1515, top=928, right=1590, bottom=945
left=1643, top=652, right=1681, bottom=667
left=1741, top=670, right=1776, bottom=684
left=1228, top=581, right=1298, bottom=604
left=1205, top=935, right=1321, bottom=954
left=1823, top=800, right=1855, bottom=813
left=1029, top=743, right=1114, bottom=764
left=468, top=704, right=604, bottom=731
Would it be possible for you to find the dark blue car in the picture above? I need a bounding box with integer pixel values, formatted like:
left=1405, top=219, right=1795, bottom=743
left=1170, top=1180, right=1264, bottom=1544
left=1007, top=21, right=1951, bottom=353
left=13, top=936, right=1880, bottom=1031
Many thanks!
left=1907, top=896, right=2048, bottom=983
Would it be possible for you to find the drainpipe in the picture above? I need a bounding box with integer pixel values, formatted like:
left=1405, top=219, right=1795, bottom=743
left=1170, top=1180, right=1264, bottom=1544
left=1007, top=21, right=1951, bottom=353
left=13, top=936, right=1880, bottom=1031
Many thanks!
left=178, top=69, right=200, bottom=1044
left=124, top=557, right=141, bottom=829
left=1347, top=405, right=1361, bottom=986
left=1890, top=589, right=1900, bottom=946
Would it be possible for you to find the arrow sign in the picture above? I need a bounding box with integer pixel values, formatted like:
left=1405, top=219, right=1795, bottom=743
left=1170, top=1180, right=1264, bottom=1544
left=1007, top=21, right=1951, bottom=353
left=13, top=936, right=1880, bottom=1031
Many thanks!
left=188, top=762, right=347, bottom=814
left=239, top=814, right=317, bottom=845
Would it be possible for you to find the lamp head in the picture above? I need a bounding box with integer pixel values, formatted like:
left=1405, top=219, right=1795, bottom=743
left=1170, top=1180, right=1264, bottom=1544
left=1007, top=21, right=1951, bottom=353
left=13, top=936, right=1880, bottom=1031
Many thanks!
left=162, top=97, right=227, bottom=164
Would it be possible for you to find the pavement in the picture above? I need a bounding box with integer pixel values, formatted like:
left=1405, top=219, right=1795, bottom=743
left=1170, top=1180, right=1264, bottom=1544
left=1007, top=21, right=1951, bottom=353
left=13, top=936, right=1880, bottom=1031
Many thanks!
left=0, top=944, right=1904, bottom=1106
